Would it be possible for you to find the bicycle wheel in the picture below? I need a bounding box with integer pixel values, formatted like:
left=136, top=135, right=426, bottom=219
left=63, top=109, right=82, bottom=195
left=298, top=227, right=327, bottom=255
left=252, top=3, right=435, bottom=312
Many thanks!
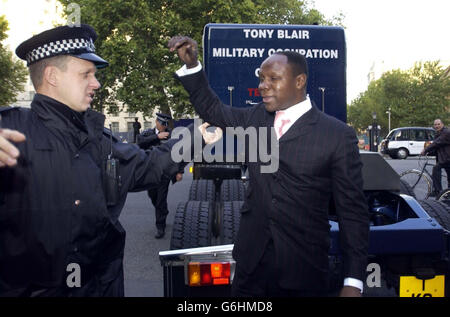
left=438, top=189, right=450, bottom=205
left=399, top=169, right=432, bottom=200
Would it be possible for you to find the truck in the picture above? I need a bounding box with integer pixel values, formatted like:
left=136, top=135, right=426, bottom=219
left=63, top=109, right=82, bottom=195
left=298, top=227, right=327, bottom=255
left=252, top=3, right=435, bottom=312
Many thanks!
left=159, top=23, right=450, bottom=297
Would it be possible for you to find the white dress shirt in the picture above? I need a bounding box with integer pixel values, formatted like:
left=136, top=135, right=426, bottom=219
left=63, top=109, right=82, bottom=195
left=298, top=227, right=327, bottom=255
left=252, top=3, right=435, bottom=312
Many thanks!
left=274, top=97, right=312, bottom=139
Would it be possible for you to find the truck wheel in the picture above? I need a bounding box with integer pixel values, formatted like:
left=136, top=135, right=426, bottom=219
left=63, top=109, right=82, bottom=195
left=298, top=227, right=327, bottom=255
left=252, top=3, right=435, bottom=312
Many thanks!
left=170, top=201, right=214, bottom=250
left=396, top=148, right=409, bottom=159
left=399, top=179, right=416, bottom=198
left=438, top=189, right=450, bottom=206
left=220, top=201, right=243, bottom=245
left=418, top=199, right=450, bottom=296
left=220, top=179, right=246, bottom=201
left=419, top=199, right=450, bottom=230
left=188, top=180, right=215, bottom=201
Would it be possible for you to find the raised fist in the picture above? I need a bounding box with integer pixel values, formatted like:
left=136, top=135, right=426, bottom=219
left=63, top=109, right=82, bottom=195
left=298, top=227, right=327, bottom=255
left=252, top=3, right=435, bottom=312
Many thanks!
left=168, top=35, right=199, bottom=69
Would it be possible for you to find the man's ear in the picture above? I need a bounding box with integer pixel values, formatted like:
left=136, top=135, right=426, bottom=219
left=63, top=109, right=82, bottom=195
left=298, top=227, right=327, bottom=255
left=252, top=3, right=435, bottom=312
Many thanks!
left=43, top=65, right=59, bottom=87
left=296, top=73, right=307, bottom=91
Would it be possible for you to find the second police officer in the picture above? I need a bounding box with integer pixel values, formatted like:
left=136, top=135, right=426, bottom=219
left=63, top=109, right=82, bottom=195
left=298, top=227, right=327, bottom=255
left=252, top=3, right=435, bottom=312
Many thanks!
left=137, top=113, right=183, bottom=238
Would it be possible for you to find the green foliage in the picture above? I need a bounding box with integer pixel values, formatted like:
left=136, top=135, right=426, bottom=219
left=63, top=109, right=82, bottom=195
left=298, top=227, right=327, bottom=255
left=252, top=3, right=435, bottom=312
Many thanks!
left=0, top=16, right=28, bottom=106
left=348, top=61, right=450, bottom=137
left=57, top=0, right=340, bottom=118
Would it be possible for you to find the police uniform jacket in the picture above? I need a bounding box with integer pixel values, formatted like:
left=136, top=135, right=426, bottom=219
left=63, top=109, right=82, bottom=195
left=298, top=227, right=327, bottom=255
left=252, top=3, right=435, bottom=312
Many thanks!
left=137, top=128, right=167, bottom=149
left=0, top=94, right=183, bottom=295
left=137, top=128, right=185, bottom=178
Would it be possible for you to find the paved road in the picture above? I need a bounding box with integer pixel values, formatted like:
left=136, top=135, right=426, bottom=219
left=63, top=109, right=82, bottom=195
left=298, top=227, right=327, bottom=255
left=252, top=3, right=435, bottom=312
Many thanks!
left=119, top=156, right=443, bottom=297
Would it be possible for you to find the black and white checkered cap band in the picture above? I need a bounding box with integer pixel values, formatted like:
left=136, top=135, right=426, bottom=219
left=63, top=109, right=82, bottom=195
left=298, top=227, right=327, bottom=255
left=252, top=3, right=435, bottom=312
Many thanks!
left=25, top=38, right=96, bottom=64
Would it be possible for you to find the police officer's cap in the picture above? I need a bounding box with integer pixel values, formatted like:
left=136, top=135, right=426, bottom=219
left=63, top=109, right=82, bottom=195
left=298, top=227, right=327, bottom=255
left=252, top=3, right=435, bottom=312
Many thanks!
left=156, top=113, right=172, bottom=124
left=16, top=24, right=109, bottom=68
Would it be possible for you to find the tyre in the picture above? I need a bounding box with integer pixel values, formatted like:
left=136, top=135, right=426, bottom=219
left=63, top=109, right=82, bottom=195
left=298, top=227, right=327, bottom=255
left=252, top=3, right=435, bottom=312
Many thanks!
left=188, top=179, right=215, bottom=201
left=399, top=169, right=432, bottom=200
left=396, top=148, right=409, bottom=159
left=438, top=189, right=450, bottom=206
left=419, top=199, right=450, bottom=230
left=418, top=200, right=450, bottom=296
left=220, top=201, right=243, bottom=245
left=399, top=179, right=416, bottom=198
left=170, top=201, right=214, bottom=250
left=220, top=179, right=246, bottom=201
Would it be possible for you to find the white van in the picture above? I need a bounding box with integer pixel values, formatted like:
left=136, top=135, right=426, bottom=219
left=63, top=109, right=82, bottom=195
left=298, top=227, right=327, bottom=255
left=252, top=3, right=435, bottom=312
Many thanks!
left=380, top=127, right=435, bottom=159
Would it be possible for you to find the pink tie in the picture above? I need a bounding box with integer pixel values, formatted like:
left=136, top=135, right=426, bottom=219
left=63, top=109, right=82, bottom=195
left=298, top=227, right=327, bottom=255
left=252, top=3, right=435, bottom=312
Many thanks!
left=275, top=111, right=291, bottom=139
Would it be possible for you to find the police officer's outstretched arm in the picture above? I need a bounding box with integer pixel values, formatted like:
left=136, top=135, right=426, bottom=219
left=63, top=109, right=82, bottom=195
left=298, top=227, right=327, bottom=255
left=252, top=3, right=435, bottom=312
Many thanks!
left=0, top=128, right=26, bottom=167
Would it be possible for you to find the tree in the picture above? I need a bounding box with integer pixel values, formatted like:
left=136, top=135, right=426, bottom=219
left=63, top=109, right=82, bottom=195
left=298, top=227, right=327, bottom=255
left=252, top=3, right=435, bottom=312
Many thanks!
left=348, top=61, right=450, bottom=137
left=57, top=0, right=342, bottom=119
left=0, top=16, right=28, bottom=106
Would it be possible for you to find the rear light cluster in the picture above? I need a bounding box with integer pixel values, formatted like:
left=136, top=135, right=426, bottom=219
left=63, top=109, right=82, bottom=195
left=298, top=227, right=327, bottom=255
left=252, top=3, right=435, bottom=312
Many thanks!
left=188, top=262, right=231, bottom=286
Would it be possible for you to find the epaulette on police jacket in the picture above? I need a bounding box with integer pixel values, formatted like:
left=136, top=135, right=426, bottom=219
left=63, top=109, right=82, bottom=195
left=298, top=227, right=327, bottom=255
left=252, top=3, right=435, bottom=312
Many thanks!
left=0, top=106, right=21, bottom=113
left=140, top=128, right=154, bottom=137
left=102, top=127, right=119, bottom=143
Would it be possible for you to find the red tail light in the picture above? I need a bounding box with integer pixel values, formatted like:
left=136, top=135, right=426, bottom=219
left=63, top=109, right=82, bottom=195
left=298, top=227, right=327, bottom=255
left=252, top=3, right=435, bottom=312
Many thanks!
left=188, top=262, right=231, bottom=286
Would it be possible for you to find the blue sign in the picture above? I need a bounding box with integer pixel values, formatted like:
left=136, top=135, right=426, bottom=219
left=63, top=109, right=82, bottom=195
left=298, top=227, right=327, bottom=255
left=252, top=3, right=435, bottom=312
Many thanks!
left=203, top=23, right=347, bottom=123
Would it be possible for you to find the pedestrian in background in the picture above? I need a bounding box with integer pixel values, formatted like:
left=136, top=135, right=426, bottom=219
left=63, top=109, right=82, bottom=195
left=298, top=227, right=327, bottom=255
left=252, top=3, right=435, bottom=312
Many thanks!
left=422, top=119, right=450, bottom=196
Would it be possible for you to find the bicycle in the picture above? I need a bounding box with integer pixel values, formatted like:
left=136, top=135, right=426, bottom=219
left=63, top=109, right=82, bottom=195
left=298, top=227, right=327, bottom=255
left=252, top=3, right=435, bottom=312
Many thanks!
left=399, top=155, right=448, bottom=201
left=438, top=188, right=450, bottom=205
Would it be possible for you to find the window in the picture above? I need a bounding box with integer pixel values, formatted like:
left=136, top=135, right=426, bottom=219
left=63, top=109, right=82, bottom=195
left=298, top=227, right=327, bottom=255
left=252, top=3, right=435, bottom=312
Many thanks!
left=426, top=130, right=435, bottom=140
left=127, top=122, right=134, bottom=132
left=412, top=129, right=427, bottom=141
left=394, top=129, right=409, bottom=141
left=110, top=122, right=119, bottom=133
left=386, top=130, right=395, bottom=140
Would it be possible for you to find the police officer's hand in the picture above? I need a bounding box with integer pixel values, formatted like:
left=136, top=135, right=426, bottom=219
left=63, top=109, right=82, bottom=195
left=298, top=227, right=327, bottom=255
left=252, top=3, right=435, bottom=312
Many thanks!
left=0, top=128, right=26, bottom=167
left=158, top=132, right=170, bottom=140
left=175, top=173, right=183, bottom=182
left=168, top=36, right=199, bottom=69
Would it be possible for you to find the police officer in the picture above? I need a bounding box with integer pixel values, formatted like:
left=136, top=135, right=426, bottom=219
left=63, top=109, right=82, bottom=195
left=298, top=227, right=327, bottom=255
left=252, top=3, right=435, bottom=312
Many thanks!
left=0, top=24, right=194, bottom=296
left=137, top=113, right=183, bottom=238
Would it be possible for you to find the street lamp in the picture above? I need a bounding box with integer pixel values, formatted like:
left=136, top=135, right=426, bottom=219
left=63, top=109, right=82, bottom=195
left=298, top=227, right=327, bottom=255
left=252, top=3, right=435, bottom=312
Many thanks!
left=385, top=107, right=391, bottom=132
left=227, top=86, right=234, bottom=107
left=372, top=112, right=379, bottom=152
left=318, top=87, right=326, bottom=112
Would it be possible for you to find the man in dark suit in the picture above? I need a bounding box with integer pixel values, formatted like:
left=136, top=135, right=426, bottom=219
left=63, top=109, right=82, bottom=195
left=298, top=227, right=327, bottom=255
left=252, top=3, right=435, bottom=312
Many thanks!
left=168, top=36, right=369, bottom=297
left=137, top=113, right=183, bottom=238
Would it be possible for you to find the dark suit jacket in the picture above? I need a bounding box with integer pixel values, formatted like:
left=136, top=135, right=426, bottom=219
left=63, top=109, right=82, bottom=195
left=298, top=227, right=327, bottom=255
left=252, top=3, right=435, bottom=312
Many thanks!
left=177, top=70, right=369, bottom=291
left=424, top=127, right=450, bottom=164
